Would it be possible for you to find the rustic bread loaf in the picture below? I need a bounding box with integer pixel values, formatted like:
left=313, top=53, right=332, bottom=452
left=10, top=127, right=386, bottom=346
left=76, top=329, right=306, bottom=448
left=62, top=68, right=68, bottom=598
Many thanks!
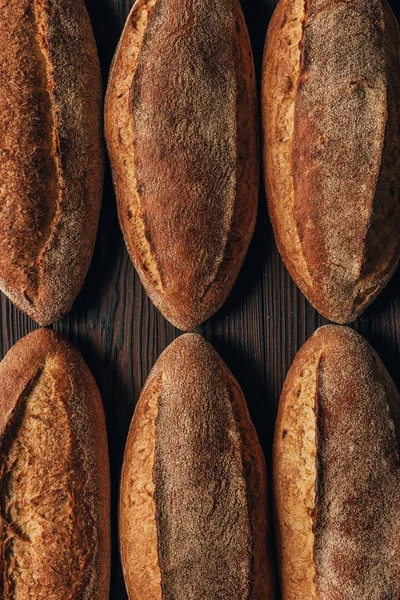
left=0, top=328, right=110, bottom=599
left=0, top=0, right=103, bottom=326
left=120, top=333, right=274, bottom=599
left=105, top=0, right=258, bottom=331
left=274, top=325, right=400, bottom=599
left=262, top=0, right=400, bottom=323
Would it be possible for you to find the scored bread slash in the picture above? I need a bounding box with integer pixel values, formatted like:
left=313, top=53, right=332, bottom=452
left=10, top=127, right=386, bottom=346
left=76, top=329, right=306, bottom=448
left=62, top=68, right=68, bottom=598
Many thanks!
left=105, top=0, right=259, bottom=331
left=273, top=325, right=400, bottom=599
left=0, top=328, right=110, bottom=599
left=0, top=0, right=104, bottom=326
left=120, top=333, right=275, bottom=599
left=262, top=0, right=400, bottom=323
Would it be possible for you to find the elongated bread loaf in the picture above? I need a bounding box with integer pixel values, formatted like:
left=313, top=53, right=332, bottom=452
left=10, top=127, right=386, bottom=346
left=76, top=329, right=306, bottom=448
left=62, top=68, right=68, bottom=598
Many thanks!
left=120, top=334, right=274, bottom=599
left=262, top=0, right=400, bottom=323
left=0, top=328, right=110, bottom=599
left=105, top=0, right=258, bottom=331
left=274, top=326, right=400, bottom=599
left=0, top=0, right=103, bottom=326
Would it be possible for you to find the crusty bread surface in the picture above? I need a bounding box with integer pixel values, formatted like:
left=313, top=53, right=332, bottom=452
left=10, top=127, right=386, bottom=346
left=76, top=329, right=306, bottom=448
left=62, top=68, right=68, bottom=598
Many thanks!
left=262, top=0, right=400, bottom=323
left=274, top=326, right=400, bottom=599
left=0, top=328, right=110, bottom=599
left=0, top=0, right=104, bottom=326
left=120, top=334, right=274, bottom=600
left=105, top=0, right=258, bottom=331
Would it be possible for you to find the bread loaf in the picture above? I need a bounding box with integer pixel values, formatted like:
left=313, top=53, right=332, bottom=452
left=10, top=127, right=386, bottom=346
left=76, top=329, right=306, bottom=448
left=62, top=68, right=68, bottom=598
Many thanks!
left=274, top=325, right=400, bottom=599
left=0, top=328, right=110, bottom=599
left=105, top=0, right=258, bottom=331
left=262, top=0, right=400, bottom=323
left=0, top=0, right=103, bottom=326
left=120, top=333, right=274, bottom=599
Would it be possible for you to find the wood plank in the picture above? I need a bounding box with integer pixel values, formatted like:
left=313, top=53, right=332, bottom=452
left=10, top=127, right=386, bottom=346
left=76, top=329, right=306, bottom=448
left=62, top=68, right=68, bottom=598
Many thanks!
left=1, top=0, right=399, bottom=597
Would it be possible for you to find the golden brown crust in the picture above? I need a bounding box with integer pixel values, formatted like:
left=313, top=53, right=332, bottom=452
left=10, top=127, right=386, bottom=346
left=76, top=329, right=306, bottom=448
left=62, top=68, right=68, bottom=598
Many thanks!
left=105, top=0, right=258, bottom=331
left=262, top=0, right=400, bottom=324
left=0, top=0, right=104, bottom=326
left=119, top=375, right=162, bottom=600
left=0, top=328, right=110, bottom=599
left=274, top=326, right=400, bottom=599
left=120, top=334, right=274, bottom=600
left=273, top=341, right=319, bottom=600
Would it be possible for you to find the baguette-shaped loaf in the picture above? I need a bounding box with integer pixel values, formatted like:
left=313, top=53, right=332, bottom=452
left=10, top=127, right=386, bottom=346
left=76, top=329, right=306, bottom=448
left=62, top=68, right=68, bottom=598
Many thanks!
left=0, top=0, right=103, bottom=326
left=0, top=329, right=110, bottom=599
left=120, top=334, right=274, bottom=599
left=262, top=0, right=400, bottom=323
left=274, top=326, right=400, bottom=599
left=105, top=0, right=258, bottom=331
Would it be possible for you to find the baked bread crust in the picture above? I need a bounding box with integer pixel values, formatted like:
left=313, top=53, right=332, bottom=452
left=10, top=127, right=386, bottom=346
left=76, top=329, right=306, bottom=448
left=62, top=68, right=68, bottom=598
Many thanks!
left=0, top=328, right=110, bottom=599
left=105, top=0, right=258, bottom=331
left=262, top=0, right=400, bottom=323
left=274, top=326, right=400, bottom=599
left=0, top=0, right=104, bottom=326
left=120, top=334, right=274, bottom=599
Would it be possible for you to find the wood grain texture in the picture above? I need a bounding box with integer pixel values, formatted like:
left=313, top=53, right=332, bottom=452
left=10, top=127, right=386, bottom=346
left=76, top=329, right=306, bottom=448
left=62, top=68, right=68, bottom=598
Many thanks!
left=1, top=0, right=400, bottom=598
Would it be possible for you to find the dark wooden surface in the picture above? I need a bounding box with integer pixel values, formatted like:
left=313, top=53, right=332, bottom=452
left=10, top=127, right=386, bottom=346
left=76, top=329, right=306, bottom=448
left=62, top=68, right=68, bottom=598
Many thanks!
left=1, top=0, right=400, bottom=597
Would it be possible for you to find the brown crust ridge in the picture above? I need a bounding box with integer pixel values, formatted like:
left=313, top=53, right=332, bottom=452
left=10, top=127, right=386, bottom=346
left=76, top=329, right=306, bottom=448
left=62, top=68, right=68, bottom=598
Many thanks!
left=274, top=325, right=400, bottom=599
left=0, top=0, right=104, bottom=326
left=105, top=0, right=258, bottom=331
left=263, top=0, right=400, bottom=323
left=0, top=328, right=110, bottom=599
left=120, top=334, right=274, bottom=600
